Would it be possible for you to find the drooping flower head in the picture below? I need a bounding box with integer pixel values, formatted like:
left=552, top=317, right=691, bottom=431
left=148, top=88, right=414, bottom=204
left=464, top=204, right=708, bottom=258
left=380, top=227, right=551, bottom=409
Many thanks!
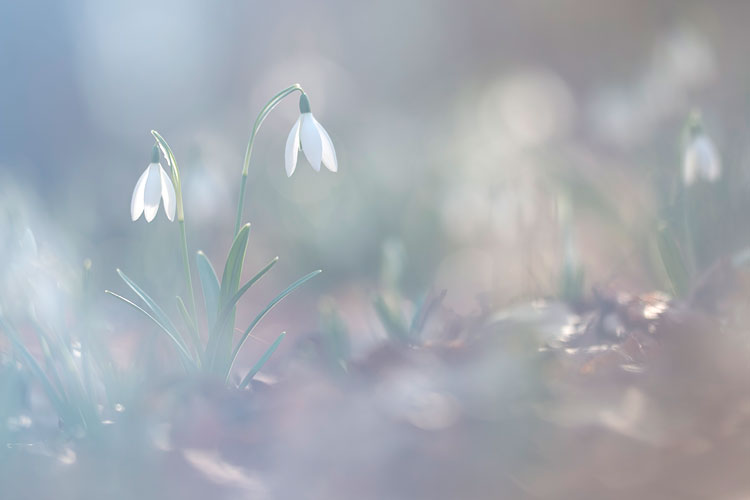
left=131, top=144, right=176, bottom=222
left=682, top=112, right=721, bottom=186
left=285, top=93, right=338, bottom=177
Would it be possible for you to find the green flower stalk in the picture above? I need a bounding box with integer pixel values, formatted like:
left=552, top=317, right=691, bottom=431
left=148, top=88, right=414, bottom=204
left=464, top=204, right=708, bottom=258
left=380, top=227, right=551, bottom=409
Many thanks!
left=234, top=84, right=338, bottom=235
left=234, top=84, right=303, bottom=235
left=150, top=131, right=201, bottom=363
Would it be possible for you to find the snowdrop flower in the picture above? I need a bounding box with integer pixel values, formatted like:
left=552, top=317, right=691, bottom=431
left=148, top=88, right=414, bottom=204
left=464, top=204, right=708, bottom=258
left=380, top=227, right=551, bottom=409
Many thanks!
left=682, top=116, right=721, bottom=186
left=131, top=144, right=176, bottom=222
left=285, top=93, right=338, bottom=177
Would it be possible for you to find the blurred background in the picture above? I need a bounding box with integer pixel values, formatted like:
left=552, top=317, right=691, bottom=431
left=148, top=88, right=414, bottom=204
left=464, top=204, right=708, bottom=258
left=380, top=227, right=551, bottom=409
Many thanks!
left=2, top=0, right=747, bottom=309
left=5, top=1, right=750, bottom=498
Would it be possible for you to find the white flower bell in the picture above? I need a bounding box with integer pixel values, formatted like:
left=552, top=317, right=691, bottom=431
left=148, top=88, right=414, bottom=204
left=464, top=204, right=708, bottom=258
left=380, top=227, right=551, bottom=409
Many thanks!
left=285, top=94, right=338, bottom=177
left=682, top=118, right=721, bottom=186
left=131, top=144, right=176, bottom=222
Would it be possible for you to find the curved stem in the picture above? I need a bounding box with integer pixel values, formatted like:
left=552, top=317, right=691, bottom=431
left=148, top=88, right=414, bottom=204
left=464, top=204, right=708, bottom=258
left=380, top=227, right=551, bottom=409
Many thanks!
left=152, top=130, right=201, bottom=362
left=234, top=84, right=304, bottom=235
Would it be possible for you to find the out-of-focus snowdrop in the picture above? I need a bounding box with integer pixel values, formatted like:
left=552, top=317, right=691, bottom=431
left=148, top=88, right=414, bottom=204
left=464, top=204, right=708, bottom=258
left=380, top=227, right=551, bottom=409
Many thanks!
left=682, top=114, right=721, bottom=186
left=683, top=133, right=721, bottom=186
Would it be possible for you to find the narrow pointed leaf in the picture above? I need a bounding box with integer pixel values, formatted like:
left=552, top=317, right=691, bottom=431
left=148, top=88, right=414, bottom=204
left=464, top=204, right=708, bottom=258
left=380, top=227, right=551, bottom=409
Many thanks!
left=29, top=325, right=67, bottom=400
left=655, top=225, right=691, bottom=297
left=115, top=269, right=189, bottom=351
left=374, top=295, right=409, bottom=343
left=105, top=290, right=193, bottom=364
left=212, top=256, right=279, bottom=346
left=176, top=295, right=202, bottom=365
left=30, top=320, right=91, bottom=419
left=206, top=223, right=250, bottom=372
left=409, top=289, right=447, bottom=336
left=0, top=317, right=67, bottom=415
left=238, top=332, right=285, bottom=389
left=196, top=251, right=221, bottom=330
left=219, top=223, right=251, bottom=305
left=226, top=269, right=321, bottom=381
left=176, top=295, right=196, bottom=333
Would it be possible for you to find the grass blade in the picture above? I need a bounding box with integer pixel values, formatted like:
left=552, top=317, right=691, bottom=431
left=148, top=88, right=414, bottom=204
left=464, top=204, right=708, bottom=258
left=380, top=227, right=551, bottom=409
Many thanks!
left=29, top=321, right=91, bottom=422
left=238, top=332, right=285, bottom=389
left=409, top=289, right=446, bottom=336
left=211, top=256, right=278, bottom=346
left=115, top=269, right=190, bottom=351
left=206, top=224, right=250, bottom=373
left=105, top=290, right=194, bottom=365
left=655, top=224, right=691, bottom=297
left=176, top=295, right=196, bottom=333
left=220, top=224, right=252, bottom=306
left=374, top=295, right=409, bottom=343
left=177, top=295, right=202, bottom=365
left=0, top=317, right=68, bottom=417
left=225, top=269, right=321, bottom=381
left=29, top=325, right=67, bottom=400
left=196, top=251, right=221, bottom=330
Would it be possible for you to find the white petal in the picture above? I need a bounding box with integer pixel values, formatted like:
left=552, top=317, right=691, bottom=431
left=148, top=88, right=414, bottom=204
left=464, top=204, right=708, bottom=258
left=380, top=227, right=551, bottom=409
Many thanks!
left=300, top=113, right=322, bottom=172
left=683, top=153, right=697, bottom=186
left=698, top=136, right=721, bottom=182
left=683, top=135, right=721, bottom=185
left=130, top=166, right=150, bottom=221
left=143, top=163, right=163, bottom=223
left=312, top=115, right=338, bottom=173
left=285, top=116, right=302, bottom=177
left=159, top=165, right=176, bottom=221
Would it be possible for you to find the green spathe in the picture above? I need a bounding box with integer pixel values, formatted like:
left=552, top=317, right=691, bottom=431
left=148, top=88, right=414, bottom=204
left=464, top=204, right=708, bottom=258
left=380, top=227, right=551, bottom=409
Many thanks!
left=150, top=143, right=160, bottom=164
left=299, top=92, right=311, bottom=114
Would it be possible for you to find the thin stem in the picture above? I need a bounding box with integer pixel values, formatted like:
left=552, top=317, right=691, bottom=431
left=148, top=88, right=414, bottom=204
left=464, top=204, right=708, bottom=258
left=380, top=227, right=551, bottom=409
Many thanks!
left=681, top=187, right=697, bottom=281
left=151, top=130, right=201, bottom=362
left=234, top=84, right=304, bottom=235
left=179, top=219, right=201, bottom=364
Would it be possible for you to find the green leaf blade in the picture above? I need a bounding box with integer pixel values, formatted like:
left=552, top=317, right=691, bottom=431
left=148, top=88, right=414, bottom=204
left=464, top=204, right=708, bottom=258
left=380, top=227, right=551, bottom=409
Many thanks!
left=211, top=256, right=279, bottom=345
left=205, top=223, right=250, bottom=373
left=219, top=224, right=252, bottom=305
left=115, top=269, right=186, bottom=344
left=196, top=251, right=221, bottom=331
left=0, top=317, right=67, bottom=416
left=374, top=295, right=409, bottom=343
left=105, top=290, right=194, bottom=366
left=655, top=225, right=691, bottom=297
left=225, top=269, right=322, bottom=381
left=238, top=332, right=285, bottom=389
